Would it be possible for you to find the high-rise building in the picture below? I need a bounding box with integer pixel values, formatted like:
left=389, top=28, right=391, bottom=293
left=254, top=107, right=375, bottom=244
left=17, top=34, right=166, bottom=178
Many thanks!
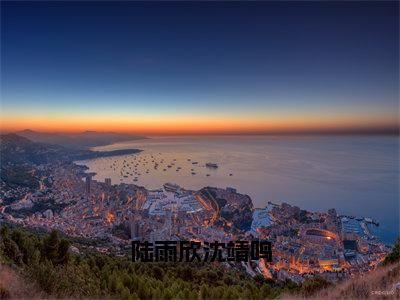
left=105, top=178, right=111, bottom=187
left=129, top=211, right=141, bottom=241
left=85, top=175, right=92, bottom=196
left=135, top=189, right=147, bottom=209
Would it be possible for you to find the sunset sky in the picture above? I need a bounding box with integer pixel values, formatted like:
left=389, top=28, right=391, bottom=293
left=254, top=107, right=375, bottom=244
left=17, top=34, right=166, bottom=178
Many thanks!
left=1, top=1, right=399, bottom=135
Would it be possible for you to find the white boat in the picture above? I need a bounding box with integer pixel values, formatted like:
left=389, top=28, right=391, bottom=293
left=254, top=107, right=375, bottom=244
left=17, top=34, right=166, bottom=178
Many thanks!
left=163, top=183, right=180, bottom=192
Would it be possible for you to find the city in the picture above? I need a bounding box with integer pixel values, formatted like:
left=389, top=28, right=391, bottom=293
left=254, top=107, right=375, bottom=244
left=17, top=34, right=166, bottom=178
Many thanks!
left=1, top=1, right=398, bottom=298
left=0, top=134, right=391, bottom=285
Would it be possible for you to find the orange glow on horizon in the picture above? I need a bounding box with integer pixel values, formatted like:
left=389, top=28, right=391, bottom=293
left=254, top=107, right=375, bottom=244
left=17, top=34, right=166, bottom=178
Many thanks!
left=1, top=113, right=398, bottom=135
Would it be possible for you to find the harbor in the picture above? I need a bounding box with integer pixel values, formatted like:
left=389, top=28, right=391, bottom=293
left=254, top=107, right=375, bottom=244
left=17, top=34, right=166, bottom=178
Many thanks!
left=75, top=135, right=399, bottom=245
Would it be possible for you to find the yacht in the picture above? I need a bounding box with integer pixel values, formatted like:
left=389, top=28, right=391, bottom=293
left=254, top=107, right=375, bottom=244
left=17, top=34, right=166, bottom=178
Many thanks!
left=206, top=163, right=218, bottom=168
left=164, top=183, right=180, bottom=192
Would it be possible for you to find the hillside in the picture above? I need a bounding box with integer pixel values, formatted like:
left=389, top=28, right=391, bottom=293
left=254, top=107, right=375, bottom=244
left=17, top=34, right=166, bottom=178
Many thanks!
left=1, top=133, right=142, bottom=165
left=0, top=264, right=41, bottom=299
left=283, top=239, right=400, bottom=299
left=0, top=226, right=304, bottom=299
left=283, top=263, right=400, bottom=300
left=0, top=133, right=141, bottom=190
left=17, top=129, right=145, bottom=149
left=0, top=226, right=399, bottom=299
left=1, top=133, right=76, bottom=165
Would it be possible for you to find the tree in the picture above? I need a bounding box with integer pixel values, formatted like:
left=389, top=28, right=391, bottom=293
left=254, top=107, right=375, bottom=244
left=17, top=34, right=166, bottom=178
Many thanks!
left=199, top=284, right=210, bottom=300
left=383, top=238, right=400, bottom=265
left=120, top=287, right=131, bottom=299
left=42, top=230, right=60, bottom=263
left=300, top=277, right=330, bottom=296
left=0, top=226, right=9, bottom=238
left=260, top=284, right=272, bottom=298
left=152, top=265, right=164, bottom=280
left=57, top=239, right=70, bottom=264
left=129, top=291, right=139, bottom=300
left=152, top=287, right=162, bottom=300
left=2, top=236, right=22, bottom=264
left=10, top=230, right=38, bottom=264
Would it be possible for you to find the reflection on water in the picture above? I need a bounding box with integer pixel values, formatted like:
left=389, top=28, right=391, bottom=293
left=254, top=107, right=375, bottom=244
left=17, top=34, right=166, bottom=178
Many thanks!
left=76, top=135, right=399, bottom=244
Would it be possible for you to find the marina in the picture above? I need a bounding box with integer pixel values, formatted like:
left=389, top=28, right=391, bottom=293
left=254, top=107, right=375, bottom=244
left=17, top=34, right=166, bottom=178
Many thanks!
left=76, top=135, right=399, bottom=244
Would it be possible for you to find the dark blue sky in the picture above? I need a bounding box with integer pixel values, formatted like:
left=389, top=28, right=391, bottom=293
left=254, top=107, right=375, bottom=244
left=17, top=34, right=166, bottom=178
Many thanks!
left=1, top=1, right=398, bottom=133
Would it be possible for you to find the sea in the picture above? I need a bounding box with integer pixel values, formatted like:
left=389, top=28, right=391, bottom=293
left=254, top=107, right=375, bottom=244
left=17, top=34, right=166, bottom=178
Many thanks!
left=75, top=135, right=399, bottom=244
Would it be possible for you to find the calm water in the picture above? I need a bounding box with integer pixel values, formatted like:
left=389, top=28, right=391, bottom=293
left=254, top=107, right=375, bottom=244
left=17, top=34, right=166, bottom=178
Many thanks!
left=76, top=135, right=399, bottom=244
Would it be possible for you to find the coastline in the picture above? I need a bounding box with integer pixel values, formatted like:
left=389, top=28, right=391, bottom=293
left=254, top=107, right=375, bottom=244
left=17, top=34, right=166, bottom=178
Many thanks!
left=75, top=155, right=390, bottom=246
left=73, top=136, right=398, bottom=245
left=74, top=148, right=143, bottom=161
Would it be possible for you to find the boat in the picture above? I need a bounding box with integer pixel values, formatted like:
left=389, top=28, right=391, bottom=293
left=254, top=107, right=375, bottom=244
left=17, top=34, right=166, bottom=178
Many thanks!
left=206, top=163, right=218, bottom=168
left=164, top=183, right=180, bottom=192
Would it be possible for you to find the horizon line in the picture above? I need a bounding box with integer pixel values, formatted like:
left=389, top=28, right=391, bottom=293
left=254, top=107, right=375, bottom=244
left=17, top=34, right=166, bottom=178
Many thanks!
left=2, top=127, right=399, bottom=136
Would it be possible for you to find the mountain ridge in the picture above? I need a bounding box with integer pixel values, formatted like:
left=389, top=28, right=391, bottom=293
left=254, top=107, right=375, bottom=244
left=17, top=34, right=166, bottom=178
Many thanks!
left=16, top=129, right=146, bottom=149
